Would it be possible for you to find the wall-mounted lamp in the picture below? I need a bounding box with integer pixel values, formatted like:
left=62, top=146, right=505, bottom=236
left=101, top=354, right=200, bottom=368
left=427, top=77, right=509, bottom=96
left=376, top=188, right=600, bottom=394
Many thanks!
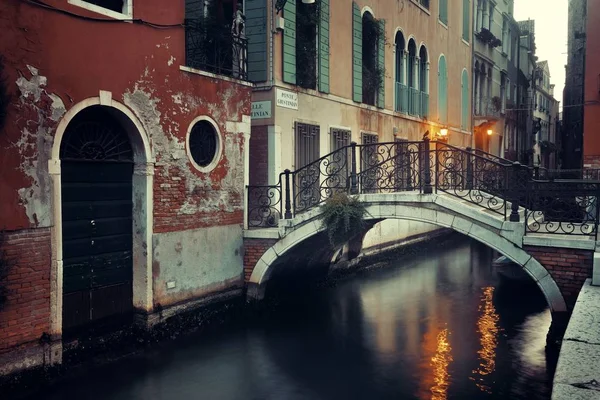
left=440, top=128, right=449, bottom=137
left=487, top=129, right=493, bottom=136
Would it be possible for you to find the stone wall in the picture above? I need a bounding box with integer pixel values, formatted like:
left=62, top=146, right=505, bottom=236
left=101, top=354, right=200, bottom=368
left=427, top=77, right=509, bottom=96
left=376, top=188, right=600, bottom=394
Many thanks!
left=243, top=238, right=278, bottom=282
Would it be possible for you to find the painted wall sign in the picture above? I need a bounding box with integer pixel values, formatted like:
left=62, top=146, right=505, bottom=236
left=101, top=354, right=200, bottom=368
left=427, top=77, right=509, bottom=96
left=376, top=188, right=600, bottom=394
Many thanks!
left=276, top=89, right=298, bottom=110
left=251, top=101, right=272, bottom=119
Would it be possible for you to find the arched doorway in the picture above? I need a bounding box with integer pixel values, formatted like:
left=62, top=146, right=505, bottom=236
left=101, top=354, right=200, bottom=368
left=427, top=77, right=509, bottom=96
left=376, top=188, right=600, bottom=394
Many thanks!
left=60, top=105, right=134, bottom=334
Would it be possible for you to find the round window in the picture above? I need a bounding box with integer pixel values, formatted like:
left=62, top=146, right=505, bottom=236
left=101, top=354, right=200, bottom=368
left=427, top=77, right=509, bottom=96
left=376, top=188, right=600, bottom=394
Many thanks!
left=188, top=120, right=220, bottom=170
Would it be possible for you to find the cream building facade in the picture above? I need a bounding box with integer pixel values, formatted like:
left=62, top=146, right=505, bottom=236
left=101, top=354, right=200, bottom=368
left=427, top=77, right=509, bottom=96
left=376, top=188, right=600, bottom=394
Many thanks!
left=247, top=0, right=474, bottom=248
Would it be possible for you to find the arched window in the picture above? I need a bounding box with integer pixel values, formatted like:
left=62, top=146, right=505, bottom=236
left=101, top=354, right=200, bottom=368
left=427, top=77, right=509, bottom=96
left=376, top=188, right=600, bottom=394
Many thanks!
left=461, top=69, right=469, bottom=130
left=395, top=31, right=406, bottom=113
left=361, top=11, right=384, bottom=107
left=438, top=55, right=448, bottom=124
left=419, top=45, right=429, bottom=118
left=407, top=38, right=417, bottom=115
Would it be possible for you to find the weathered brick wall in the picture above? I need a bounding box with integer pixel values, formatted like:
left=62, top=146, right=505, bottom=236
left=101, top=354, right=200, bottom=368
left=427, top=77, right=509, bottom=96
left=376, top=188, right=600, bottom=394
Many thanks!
left=0, top=228, right=51, bottom=354
left=524, top=245, right=593, bottom=309
left=583, top=155, right=600, bottom=168
left=243, top=238, right=277, bottom=282
left=249, top=126, right=268, bottom=186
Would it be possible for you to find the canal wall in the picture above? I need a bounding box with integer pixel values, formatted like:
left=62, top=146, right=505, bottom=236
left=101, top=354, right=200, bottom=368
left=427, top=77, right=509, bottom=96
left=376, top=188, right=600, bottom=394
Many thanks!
left=552, top=279, right=600, bottom=400
left=361, top=220, right=445, bottom=257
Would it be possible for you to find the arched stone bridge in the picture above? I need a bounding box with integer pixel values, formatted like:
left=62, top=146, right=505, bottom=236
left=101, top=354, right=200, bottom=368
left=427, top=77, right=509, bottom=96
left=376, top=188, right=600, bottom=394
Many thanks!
left=244, top=140, right=600, bottom=321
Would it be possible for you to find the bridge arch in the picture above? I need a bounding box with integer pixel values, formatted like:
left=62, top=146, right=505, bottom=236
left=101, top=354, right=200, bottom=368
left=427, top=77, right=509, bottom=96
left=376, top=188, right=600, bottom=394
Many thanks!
left=247, top=199, right=568, bottom=313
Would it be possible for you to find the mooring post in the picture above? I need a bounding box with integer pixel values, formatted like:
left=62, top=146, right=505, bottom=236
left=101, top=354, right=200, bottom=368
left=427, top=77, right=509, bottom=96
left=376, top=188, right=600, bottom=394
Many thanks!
left=284, top=169, right=292, bottom=219
left=423, top=137, right=432, bottom=194
left=509, top=162, right=521, bottom=222
left=350, top=141, right=358, bottom=194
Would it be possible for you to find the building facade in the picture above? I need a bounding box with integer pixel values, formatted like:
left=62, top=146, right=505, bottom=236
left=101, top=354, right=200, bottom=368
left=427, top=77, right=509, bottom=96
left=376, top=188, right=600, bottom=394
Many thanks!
left=582, top=0, right=600, bottom=169
left=0, top=0, right=251, bottom=374
left=247, top=0, right=473, bottom=245
left=533, top=61, right=559, bottom=168
left=562, top=0, right=586, bottom=169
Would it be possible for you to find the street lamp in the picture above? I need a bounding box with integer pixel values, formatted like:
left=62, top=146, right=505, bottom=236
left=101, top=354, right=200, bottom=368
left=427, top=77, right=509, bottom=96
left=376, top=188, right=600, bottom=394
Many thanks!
left=276, top=0, right=315, bottom=12
left=440, top=128, right=448, bottom=137
left=487, top=129, right=493, bottom=136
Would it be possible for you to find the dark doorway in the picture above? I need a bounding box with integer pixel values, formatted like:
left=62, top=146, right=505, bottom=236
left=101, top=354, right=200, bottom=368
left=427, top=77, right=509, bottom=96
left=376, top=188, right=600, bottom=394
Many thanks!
left=60, top=106, right=134, bottom=335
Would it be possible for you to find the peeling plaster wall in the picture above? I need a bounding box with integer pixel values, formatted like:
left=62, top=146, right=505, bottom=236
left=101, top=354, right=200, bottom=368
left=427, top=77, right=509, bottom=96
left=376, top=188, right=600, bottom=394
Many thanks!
left=0, top=0, right=252, bottom=360
left=0, top=0, right=251, bottom=231
left=152, top=224, right=244, bottom=308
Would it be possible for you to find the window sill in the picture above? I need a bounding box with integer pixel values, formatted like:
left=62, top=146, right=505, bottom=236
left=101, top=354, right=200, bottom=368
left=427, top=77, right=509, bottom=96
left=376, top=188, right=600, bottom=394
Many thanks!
left=179, top=66, right=254, bottom=87
left=461, top=39, right=470, bottom=46
left=67, top=0, right=132, bottom=19
left=438, top=20, right=449, bottom=30
left=409, top=0, right=431, bottom=15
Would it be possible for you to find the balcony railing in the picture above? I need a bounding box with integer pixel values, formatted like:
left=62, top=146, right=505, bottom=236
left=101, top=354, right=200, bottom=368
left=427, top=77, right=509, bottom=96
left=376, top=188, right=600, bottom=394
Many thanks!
left=184, top=16, right=248, bottom=81
left=395, top=82, right=409, bottom=113
left=421, top=92, right=429, bottom=118
left=474, top=98, right=502, bottom=120
left=409, top=88, right=421, bottom=116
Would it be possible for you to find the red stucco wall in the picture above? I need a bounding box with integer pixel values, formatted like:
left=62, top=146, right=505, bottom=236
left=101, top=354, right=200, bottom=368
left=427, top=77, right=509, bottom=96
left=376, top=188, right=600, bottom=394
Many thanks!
left=0, top=0, right=251, bottom=231
left=584, top=0, right=600, bottom=162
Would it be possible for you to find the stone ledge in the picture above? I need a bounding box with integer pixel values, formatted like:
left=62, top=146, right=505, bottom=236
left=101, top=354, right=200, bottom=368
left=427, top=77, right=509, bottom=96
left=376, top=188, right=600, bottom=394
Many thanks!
left=523, top=234, right=597, bottom=250
left=553, top=280, right=600, bottom=399
left=243, top=228, right=280, bottom=239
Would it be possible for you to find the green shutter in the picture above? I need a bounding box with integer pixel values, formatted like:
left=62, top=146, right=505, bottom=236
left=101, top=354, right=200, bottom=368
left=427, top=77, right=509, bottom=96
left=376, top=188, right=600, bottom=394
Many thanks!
left=377, top=19, right=385, bottom=108
left=246, top=0, right=268, bottom=82
left=438, top=56, right=447, bottom=124
left=462, top=0, right=470, bottom=41
left=439, top=0, right=448, bottom=25
left=283, top=0, right=296, bottom=84
left=352, top=2, right=362, bottom=103
left=318, top=0, right=330, bottom=93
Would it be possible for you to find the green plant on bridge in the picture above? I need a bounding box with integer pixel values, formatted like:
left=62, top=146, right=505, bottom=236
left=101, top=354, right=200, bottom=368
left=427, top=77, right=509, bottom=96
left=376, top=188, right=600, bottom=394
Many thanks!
left=319, top=192, right=368, bottom=248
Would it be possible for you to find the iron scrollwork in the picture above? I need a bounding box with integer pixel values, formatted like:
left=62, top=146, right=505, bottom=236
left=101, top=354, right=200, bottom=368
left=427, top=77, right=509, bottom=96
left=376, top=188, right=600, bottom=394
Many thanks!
left=526, top=181, right=600, bottom=237
left=292, top=146, right=351, bottom=213
left=357, top=141, right=423, bottom=193
left=435, top=142, right=509, bottom=216
left=247, top=183, right=282, bottom=228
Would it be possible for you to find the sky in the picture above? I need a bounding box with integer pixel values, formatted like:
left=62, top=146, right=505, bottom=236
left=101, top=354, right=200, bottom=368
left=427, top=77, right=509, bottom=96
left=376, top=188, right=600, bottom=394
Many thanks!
left=514, top=0, right=569, bottom=104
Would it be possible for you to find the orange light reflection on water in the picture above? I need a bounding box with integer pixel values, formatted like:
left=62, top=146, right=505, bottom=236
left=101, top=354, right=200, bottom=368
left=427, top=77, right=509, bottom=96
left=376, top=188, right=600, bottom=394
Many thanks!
left=430, top=328, right=453, bottom=400
left=470, top=286, right=500, bottom=393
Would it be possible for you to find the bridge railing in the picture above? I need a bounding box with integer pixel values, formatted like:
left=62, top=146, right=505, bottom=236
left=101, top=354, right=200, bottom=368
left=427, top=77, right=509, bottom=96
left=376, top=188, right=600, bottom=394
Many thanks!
left=246, top=139, right=600, bottom=237
left=525, top=180, right=600, bottom=238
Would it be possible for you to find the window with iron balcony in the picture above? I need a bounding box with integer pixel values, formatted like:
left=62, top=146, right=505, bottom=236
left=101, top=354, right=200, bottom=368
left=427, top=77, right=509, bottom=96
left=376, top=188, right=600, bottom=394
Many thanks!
left=184, top=0, right=248, bottom=81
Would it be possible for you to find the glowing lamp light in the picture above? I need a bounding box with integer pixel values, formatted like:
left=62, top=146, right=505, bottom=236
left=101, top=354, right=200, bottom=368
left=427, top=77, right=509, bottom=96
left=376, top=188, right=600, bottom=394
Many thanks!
left=487, top=129, right=493, bottom=136
left=302, top=0, right=315, bottom=3
left=440, top=128, right=448, bottom=137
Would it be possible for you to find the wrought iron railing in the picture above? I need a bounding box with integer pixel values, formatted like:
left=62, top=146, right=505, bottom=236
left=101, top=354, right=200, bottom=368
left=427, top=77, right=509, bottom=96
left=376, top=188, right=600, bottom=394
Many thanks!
left=474, top=98, right=502, bottom=120
left=357, top=141, right=424, bottom=193
left=526, top=180, right=600, bottom=238
left=246, top=139, right=600, bottom=237
left=247, top=180, right=282, bottom=228
left=184, top=16, right=248, bottom=80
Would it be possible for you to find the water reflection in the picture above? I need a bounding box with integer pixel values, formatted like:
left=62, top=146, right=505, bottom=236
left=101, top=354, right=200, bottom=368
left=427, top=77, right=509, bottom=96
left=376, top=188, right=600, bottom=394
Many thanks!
left=430, top=328, right=453, bottom=400
left=471, top=286, right=501, bottom=393
left=29, top=236, right=554, bottom=400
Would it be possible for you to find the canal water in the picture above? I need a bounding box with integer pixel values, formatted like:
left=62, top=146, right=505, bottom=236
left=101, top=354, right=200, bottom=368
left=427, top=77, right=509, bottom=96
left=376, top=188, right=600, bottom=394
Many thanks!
left=32, top=235, right=554, bottom=400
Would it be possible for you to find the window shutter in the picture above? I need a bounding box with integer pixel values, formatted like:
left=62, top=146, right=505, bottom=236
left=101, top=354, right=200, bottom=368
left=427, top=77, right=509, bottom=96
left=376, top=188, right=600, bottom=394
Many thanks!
left=283, top=0, right=297, bottom=84
left=318, top=0, right=330, bottom=93
left=352, top=2, right=362, bottom=103
left=377, top=19, right=386, bottom=108
left=462, top=0, right=470, bottom=41
left=438, top=56, right=448, bottom=124
left=439, top=0, right=448, bottom=25
left=246, top=0, right=268, bottom=82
